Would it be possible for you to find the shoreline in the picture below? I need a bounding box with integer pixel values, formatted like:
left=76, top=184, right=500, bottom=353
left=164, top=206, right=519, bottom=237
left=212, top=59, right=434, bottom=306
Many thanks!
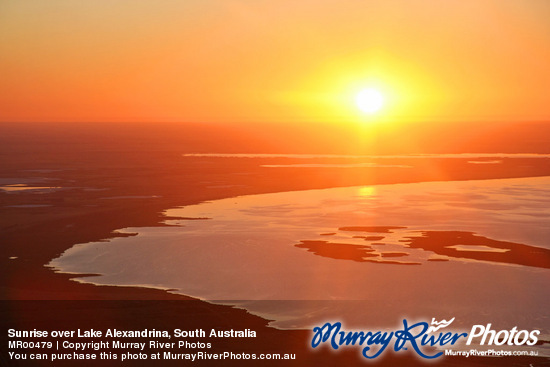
left=45, top=175, right=550, bottom=338
left=5, top=157, right=550, bottom=300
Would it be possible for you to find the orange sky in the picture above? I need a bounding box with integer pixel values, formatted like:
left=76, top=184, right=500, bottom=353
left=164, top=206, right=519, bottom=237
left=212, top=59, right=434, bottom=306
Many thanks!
left=1, top=0, right=549, bottom=124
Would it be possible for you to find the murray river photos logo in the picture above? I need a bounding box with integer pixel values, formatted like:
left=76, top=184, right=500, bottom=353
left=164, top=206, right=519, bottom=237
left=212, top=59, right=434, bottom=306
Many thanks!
left=311, top=318, right=540, bottom=360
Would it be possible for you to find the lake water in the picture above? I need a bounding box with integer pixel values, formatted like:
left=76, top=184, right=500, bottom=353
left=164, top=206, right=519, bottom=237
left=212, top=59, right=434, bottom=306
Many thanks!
left=48, top=168, right=550, bottom=353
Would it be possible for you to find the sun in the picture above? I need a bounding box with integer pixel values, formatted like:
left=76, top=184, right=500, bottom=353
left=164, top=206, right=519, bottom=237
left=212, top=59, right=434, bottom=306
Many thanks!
left=356, top=88, right=385, bottom=114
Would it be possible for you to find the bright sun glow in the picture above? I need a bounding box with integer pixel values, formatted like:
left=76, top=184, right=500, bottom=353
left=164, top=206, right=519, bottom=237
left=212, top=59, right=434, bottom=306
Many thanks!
left=356, top=88, right=385, bottom=114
